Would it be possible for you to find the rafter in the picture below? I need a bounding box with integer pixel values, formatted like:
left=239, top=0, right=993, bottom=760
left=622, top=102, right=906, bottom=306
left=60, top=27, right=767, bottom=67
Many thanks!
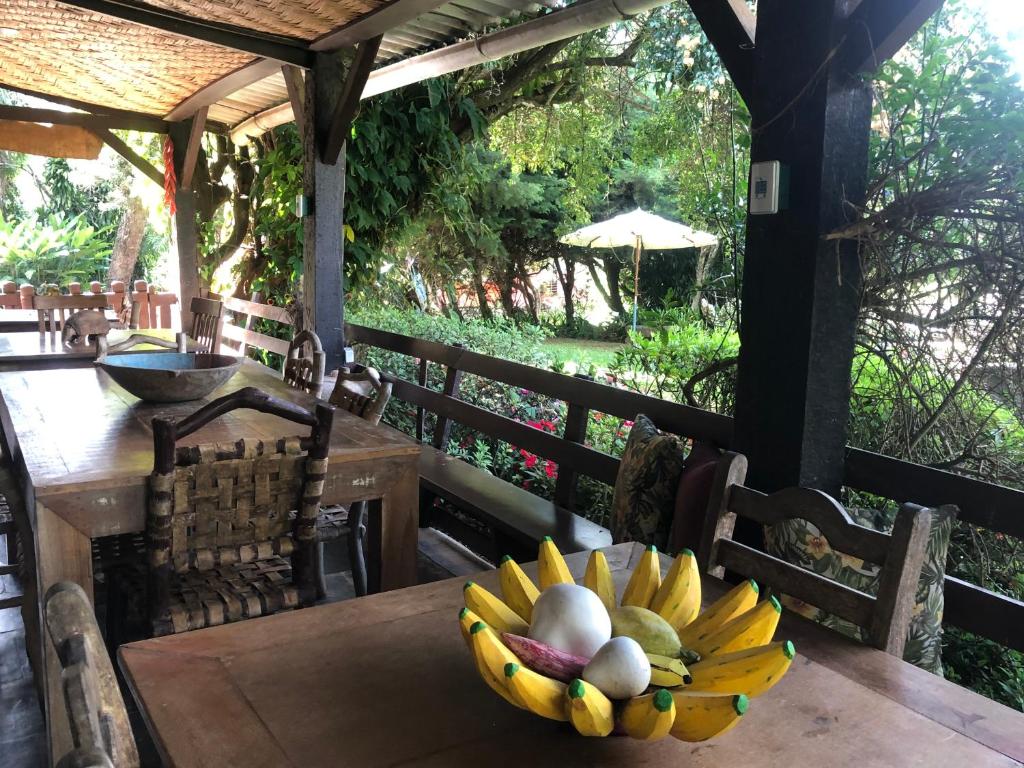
left=312, top=0, right=452, bottom=50
left=164, top=59, right=281, bottom=122
left=0, top=104, right=168, bottom=133
left=685, top=0, right=755, bottom=106
left=839, top=0, right=945, bottom=73
left=179, top=107, right=209, bottom=190
left=321, top=37, right=382, bottom=165
left=282, top=65, right=307, bottom=137
left=53, top=0, right=313, bottom=67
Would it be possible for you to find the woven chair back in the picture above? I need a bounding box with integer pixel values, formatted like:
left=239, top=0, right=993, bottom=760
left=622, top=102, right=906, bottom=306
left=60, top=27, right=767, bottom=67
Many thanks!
left=329, top=365, right=393, bottom=426
left=284, top=329, right=326, bottom=394
left=148, top=387, right=335, bottom=621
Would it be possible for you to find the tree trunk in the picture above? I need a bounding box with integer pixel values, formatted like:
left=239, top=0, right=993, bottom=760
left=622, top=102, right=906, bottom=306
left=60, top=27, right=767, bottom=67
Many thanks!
left=691, top=243, right=718, bottom=316
left=554, top=253, right=576, bottom=328
left=471, top=261, right=493, bottom=320
left=602, top=255, right=627, bottom=318
left=107, top=195, right=146, bottom=284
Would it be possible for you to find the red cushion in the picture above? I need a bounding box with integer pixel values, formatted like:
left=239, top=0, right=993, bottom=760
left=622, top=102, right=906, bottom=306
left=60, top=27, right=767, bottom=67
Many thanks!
left=668, top=443, right=721, bottom=554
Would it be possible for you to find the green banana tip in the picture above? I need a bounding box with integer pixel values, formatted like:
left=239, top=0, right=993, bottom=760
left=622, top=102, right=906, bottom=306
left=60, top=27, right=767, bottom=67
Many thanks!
left=470, top=621, right=487, bottom=635
left=748, top=579, right=759, bottom=594
left=504, top=662, right=520, bottom=678
left=733, top=694, right=749, bottom=715
left=543, top=535, right=553, bottom=542
left=459, top=607, right=468, bottom=619
left=683, top=674, right=693, bottom=685
left=783, top=640, right=796, bottom=659
left=568, top=679, right=586, bottom=699
left=463, top=581, right=475, bottom=590
left=770, top=595, right=782, bottom=613
left=652, top=689, right=674, bottom=712
left=679, top=548, right=694, bottom=557
left=646, top=544, right=657, bottom=553
left=499, top=554, right=512, bottom=564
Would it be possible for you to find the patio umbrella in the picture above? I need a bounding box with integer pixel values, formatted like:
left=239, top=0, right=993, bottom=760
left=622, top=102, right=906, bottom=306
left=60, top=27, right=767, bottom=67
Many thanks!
left=559, top=208, right=718, bottom=330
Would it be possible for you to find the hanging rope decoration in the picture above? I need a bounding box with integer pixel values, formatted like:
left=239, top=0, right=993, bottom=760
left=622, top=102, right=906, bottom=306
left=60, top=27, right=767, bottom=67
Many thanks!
left=163, top=137, right=177, bottom=215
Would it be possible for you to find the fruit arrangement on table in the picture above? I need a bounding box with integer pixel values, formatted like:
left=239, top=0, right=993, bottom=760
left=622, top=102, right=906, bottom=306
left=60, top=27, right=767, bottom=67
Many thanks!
left=459, top=538, right=796, bottom=742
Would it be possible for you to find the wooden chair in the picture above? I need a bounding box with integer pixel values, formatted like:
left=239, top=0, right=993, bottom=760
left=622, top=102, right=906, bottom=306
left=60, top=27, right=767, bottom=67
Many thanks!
left=317, top=365, right=394, bottom=597
left=284, top=329, right=326, bottom=395
left=187, top=296, right=223, bottom=354
left=33, top=293, right=109, bottom=336
left=147, top=386, right=335, bottom=635
left=45, top=581, right=140, bottom=768
left=696, top=452, right=932, bottom=657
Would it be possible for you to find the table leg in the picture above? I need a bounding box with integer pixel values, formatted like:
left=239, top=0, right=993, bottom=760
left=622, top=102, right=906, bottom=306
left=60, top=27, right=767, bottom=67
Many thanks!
left=375, top=463, right=419, bottom=591
left=34, top=500, right=93, bottom=766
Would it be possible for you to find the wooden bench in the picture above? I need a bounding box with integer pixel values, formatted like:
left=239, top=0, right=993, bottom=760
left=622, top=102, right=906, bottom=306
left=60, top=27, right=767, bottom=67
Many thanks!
left=347, top=323, right=734, bottom=563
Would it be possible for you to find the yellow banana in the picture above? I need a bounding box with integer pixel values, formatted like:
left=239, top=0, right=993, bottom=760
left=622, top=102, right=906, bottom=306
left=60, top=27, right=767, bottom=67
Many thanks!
left=504, top=662, right=568, bottom=721
left=538, top=536, right=575, bottom=589
left=464, top=581, right=529, bottom=636
left=687, top=640, right=795, bottom=697
left=646, top=653, right=692, bottom=687
left=565, top=679, right=614, bottom=737
left=459, top=606, right=482, bottom=647
left=618, top=689, right=676, bottom=740
left=670, top=692, right=748, bottom=742
left=649, top=549, right=701, bottom=629
left=583, top=549, right=616, bottom=611
left=468, top=621, right=524, bottom=709
left=689, top=596, right=782, bottom=657
left=677, top=578, right=759, bottom=649
left=499, top=555, right=540, bottom=622
left=621, top=545, right=662, bottom=608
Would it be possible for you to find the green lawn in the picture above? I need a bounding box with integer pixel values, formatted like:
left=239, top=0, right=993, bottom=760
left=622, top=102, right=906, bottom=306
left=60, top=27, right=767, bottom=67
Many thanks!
left=543, top=338, right=625, bottom=375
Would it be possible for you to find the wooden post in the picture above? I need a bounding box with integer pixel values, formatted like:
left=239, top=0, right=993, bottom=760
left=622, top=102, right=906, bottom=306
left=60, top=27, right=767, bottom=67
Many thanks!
left=732, top=0, right=874, bottom=497
left=169, top=119, right=202, bottom=329
left=554, top=374, right=593, bottom=510
left=302, top=51, right=353, bottom=373
left=432, top=347, right=465, bottom=451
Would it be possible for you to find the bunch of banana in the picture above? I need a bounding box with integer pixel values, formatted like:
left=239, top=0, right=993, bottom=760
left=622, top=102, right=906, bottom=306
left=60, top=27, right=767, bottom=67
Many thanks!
left=460, top=540, right=796, bottom=743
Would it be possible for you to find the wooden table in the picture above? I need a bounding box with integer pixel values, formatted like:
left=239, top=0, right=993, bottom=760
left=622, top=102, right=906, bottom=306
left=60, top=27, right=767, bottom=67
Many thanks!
left=119, top=543, right=1023, bottom=768
left=0, top=361, right=421, bottom=765
left=0, top=329, right=191, bottom=370
left=0, top=308, right=119, bottom=333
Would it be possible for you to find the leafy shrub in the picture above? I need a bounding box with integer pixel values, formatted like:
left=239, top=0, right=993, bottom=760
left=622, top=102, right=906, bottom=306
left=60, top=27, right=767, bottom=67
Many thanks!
left=0, top=214, right=112, bottom=286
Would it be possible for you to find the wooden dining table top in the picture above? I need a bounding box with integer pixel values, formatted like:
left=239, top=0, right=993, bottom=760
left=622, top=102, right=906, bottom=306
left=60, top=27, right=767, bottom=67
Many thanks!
left=0, top=360, right=419, bottom=507
left=118, top=542, right=1024, bottom=768
left=0, top=328, right=190, bottom=366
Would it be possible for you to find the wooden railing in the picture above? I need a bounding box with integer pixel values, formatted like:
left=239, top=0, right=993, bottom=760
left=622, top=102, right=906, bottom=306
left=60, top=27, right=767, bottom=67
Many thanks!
left=0, top=279, right=178, bottom=329
left=347, top=322, right=1024, bottom=654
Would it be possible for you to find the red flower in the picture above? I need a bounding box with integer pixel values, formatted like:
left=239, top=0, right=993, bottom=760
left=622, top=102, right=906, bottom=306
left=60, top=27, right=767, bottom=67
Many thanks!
left=524, top=453, right=538, bottom=469
left=592, top=413, right=604, bottom=422
left=623, top=420, right=634, bottom=428
left=544, top=460, right=557, bottom=479
left=523, top=480, right=532, bottom=490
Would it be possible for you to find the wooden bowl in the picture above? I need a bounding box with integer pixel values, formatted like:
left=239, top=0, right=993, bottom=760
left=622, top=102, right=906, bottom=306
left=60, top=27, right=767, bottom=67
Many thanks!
left=96, top=352, right=241, bottom=403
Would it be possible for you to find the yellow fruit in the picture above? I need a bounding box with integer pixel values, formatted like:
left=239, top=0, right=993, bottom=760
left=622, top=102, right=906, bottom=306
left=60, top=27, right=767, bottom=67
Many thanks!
left=677, top=579, right=759, bottom=649
left=619, top=689, right=676, bottom=740
left=646, top=653, right=691, bottom=687
left=688, top=640, right=795, bottom=697
left=459, top=606, right=482, bottom=647
left=499, top=556, right=540, bottom=622
left=689, top=596, right=782, bottom=657
left=621, top=545, right=661, bottom=608
left=583, top=549, right=616, bottom=611
left=649, top=549, right=701, bottom=629
left=504, top=662, right=568, bottom=721
left=464, top=581, right=529, bottom=636
left=670, top=692, right=748, bottom=742
left=565, top=679, right=614, bottom=737
left=538, top=536, right=574, bottom=589
left=610, top=606, right=682, bottom=657
left=468, top=621, right=524, bottom=709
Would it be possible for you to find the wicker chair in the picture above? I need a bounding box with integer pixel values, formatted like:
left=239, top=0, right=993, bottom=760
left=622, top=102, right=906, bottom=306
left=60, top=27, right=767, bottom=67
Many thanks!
left=317, top=365, right=393, bottom=597
left=284, top=329, right=326, bottom=395
left=45, top=581, right=140, bottom=768
left=147, top=386, right=335, bottom=636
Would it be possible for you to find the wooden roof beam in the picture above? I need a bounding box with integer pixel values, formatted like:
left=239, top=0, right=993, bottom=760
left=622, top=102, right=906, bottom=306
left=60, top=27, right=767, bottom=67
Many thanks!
left=165, top=59, right=282, bottom=122
left=179, top=107, right=209, bottom=190
left=685, top=0, right=755, bottom=106
left=54, top=0, right=313, bottom=67
left=0, top=104, right=169, bottom=133
left=839, top=0, right=945, bottom=74
left=92, top=128, right=165, bottom=187
left=321, top=37, right=383, bottom=164
left=313, top=0, right=453, bottom=50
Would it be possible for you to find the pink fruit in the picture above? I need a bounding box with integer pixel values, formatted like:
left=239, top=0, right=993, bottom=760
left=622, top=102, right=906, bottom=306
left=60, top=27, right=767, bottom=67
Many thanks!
left=502, top=632, right=590, bottom=682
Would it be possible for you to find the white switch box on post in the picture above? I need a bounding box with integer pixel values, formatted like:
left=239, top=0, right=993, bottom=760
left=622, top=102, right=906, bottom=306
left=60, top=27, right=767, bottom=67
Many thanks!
left=749, top=161, right=781, bottom=215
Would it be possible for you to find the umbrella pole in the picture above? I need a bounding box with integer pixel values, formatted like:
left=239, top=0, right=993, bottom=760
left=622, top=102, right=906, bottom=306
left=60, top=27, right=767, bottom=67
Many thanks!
left=632, top=237, right=642, bottom=332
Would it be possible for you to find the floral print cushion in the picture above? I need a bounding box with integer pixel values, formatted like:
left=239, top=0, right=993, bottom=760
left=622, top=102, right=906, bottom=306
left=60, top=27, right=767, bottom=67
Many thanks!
left=610, top=414, right=688, bottom=550
left=764, top=504, right=957, bottom=676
